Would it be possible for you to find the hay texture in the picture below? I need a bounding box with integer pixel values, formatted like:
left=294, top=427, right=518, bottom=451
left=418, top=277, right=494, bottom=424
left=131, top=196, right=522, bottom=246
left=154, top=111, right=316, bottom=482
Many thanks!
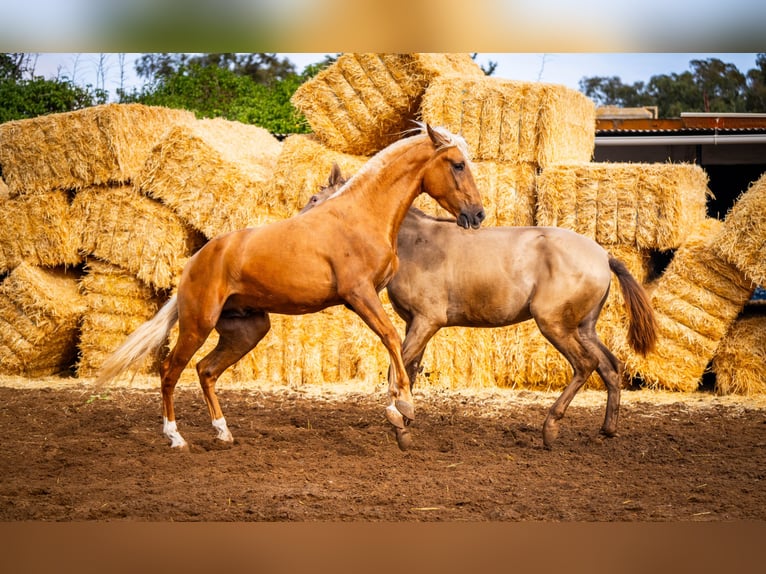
left=0, top=190, right=82, bottom=274
left=0, top=104, right=194, bottom=196
left=291, top=53, right=484, bottom=156
left=420, top=77, right=595, bottom=166
left=77, top=259, right=163, bottom=378
left=536, top=163, right=710, bottom=250
left=712, top=315, right=766, bottom=395
left=711, top=172, right=766, bottom=286
left=72, top=185, right=205, bottom=290
left=270, top=134, right=369, bottom=214
left=0, top=263, right=85, bottom=376
left=613, top=219, right=754, bottom=392
left=137, top=118, right=283, bottom=239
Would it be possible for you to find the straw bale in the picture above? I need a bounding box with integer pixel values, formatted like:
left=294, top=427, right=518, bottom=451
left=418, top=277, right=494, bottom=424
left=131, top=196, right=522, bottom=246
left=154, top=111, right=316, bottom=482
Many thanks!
left=712, top=315, right=766, bottom=395
left=536, top=162, right=711, bottom=250
left=0, top=263, right=85, bottom=376
left=711, top=172, right=766, bottom=286
left=71, top=185, right=205, bottom=290
left=291, top=53, right=484, bottom=155
left=136, top=118, right=283, bottom=239
left=0, top=177, right=9, bottom=198
left=613, top=219, right=754, bottom=392
left=270, top=134, right=369, bottom=215
left=77, top=259, right=164, bottom=378
left=0, top=104, right=194, bottom=197
left=421, top=77, right=595, bottom=166
left=0, top=189, right=82, bottom=274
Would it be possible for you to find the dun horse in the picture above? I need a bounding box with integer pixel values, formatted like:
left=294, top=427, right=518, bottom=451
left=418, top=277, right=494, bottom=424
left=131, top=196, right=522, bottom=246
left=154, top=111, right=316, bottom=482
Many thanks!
left=97, top=124, right=485, bottom=449
left=304, top=165, right=658, bottom=448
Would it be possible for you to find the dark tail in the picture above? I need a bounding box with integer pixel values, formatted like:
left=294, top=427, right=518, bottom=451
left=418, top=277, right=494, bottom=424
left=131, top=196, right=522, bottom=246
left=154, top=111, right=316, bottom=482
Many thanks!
left=609, top=256, right=658, bottom=356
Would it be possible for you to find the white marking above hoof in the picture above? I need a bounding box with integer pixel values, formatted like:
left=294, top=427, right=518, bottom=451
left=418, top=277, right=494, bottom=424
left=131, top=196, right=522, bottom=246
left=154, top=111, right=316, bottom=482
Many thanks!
left=212, top=417, right=233, bottom=442
left=163, top=418, right=188, bottom=449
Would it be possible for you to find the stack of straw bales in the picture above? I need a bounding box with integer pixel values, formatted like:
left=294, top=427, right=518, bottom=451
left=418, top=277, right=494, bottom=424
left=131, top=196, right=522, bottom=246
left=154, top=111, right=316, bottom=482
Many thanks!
left=291, top=53, right=485, bottom=156
left=612, top=219, right=754, bottom=391
left=2, top=55, right=764, bottom=397
left=0, top=103, right=198, bottom=378
left=0, top=103, right=195, bottom=196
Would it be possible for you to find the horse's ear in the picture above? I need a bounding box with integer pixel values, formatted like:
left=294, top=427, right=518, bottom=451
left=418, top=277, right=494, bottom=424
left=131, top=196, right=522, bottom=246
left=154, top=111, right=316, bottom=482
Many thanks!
left=426, top=123, right=450, bottom=148
left=329, top=162, right=343, bottom=187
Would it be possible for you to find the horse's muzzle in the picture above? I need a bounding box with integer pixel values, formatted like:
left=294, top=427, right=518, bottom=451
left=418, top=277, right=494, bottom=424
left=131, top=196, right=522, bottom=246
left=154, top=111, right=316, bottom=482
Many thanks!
left=457, top=207, right=486, bottom=230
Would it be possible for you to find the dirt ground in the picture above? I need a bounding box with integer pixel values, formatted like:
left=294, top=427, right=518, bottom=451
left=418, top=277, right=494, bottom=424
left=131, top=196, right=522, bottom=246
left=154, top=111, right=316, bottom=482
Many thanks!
left=1, top=375, right=765, bottom=522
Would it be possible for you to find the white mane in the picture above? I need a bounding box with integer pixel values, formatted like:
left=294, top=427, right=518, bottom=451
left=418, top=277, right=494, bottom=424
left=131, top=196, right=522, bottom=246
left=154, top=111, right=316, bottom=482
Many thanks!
left=325, top=123, right=471, bottom=202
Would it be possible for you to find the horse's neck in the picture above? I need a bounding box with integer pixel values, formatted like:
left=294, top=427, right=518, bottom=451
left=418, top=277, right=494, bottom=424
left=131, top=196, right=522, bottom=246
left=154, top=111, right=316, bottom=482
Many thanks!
left=345, top=137, right=432, bottom=244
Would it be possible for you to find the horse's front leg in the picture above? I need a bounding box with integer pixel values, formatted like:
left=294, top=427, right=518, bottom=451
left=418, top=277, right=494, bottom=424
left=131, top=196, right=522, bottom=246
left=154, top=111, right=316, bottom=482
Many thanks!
left=344, top=287, right=415, bottom=449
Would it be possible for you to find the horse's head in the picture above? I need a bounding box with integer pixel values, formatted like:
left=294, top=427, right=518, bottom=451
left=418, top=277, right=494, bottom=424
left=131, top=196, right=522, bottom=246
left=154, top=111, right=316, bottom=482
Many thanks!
left=421, top=124, right=485, bottom=230
left=299, top=163, right=347, bottom=214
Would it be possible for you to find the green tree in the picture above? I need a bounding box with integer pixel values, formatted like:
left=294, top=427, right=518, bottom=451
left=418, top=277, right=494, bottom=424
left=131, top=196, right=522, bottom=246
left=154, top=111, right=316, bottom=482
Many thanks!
left=745, top=53, right=766, bottom=112
left=122, top=53, right=332, bottom=133
left=579, top=56, right=764, bottom=117
left=0, top=53, right=106, bottom=122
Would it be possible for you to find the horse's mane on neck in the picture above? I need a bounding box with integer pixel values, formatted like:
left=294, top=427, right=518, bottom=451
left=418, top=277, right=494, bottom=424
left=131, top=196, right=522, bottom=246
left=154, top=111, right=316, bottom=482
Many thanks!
left=326, top=123, right=470, bottom=202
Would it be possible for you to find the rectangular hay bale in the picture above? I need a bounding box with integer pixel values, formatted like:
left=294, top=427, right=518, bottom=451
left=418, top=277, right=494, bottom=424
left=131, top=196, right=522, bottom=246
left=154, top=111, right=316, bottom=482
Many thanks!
left=136, top=118, right=284, bottom=239
left=536, top=163, right=711, bottom=250
left=420, top=77, right=595, bottom=166
left=71, top=185, right=205, bottom=290
left=711, top=172, right=766, bottom=286
left=0, top=262, right=85, bottom=377
left=712, top=315, right=766, bottom=396
left=0, top=190, right=82, bottom=274
left=0, top=103, right=195, bottom=196
left=77, top=259, right=164, bottom=378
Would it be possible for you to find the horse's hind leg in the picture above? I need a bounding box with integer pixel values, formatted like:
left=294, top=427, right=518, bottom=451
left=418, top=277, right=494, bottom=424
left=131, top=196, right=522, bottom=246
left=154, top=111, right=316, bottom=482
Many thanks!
left=196, top=312, right=271, bottom=443
left=536, top=320, right=599, bottom=448
left=592, top=339, right=625, bottom=438
left=161, top=329, right=211, bottom=449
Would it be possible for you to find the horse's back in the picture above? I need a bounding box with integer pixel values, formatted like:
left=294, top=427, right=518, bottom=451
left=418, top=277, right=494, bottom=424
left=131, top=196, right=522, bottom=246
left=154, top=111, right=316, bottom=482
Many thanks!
left=390, top=215, right=612, bottom=327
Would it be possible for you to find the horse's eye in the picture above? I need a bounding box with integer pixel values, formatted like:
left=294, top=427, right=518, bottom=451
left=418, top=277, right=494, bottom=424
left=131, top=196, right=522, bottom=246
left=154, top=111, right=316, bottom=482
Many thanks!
left=453, top=161, right=465, bottom=172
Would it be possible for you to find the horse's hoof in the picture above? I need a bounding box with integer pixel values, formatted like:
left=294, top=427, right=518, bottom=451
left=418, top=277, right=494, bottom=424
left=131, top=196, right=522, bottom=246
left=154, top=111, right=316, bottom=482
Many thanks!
left=394, top=398, right=415, bottom=421
left=600, top=427, right=618, bottom=438
left=542, top=418, right=559, bottom=449
left=385, top=404, right=406, bottom=429
left=395, top=428, right=414, bottom=451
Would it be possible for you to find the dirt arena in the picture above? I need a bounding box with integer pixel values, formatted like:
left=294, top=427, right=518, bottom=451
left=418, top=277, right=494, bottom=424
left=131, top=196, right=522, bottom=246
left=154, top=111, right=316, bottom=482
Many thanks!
left=1, top=375, right=765, bottom=522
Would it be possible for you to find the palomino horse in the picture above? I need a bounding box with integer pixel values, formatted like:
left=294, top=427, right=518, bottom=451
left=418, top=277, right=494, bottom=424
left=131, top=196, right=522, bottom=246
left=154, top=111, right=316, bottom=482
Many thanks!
left=304, top=165, right=658, bottom=448
left=96, top=124, right=485, bottom=449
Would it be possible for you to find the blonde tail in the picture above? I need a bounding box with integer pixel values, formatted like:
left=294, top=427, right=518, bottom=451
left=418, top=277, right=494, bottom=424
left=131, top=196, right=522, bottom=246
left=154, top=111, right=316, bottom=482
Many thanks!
left=95, top=296, right=179, bottom=387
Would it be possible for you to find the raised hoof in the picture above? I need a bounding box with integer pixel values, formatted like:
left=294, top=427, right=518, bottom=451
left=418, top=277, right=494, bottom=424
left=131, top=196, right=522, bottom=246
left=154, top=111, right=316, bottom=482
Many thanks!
left=394, top=398, right=415, bottom=421
left=385, top=404, right=406, bottom=429
left=395, top=428, right=414, bottom=451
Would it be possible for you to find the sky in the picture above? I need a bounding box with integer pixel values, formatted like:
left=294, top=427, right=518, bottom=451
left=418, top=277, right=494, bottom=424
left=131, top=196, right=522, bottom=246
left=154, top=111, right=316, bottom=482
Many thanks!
left=29, top=52, right=762, bottom=101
